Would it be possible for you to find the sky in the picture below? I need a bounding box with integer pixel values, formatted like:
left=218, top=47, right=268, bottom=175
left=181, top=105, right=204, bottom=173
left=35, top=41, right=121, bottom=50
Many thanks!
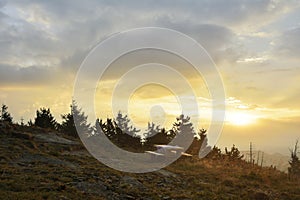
left=0, top=0, right=300, bottom=155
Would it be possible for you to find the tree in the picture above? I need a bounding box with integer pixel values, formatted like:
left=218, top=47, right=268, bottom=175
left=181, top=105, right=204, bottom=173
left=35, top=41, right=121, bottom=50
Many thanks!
left=96, top=112, right=142, bottom=152
left=206, top=146, right=222, bottom=160
left=94, top=118, right=104, bottom=135
left=60, top=113, right=76, bottom=136
left=34, top=108, right=57, bottom=129
left=115, top=112, right=140, bottom=135
left=28, top=119, right=34, bottom=126
left=225, top=144, right=244, bottom=160
left=143, top=122, right=176, bottom=148
left=1, top=104, right=13, bottom=123
left=143, top=122, right=161, bottom=141
left=98, top=118, right=115, bottom=139
left=186, top=128, right=208, bottom=156
left=60, top=100, right=91, bottom=137
left=288, top=140, right=300, bottom=180
left=171, top=114, right=195, bottom=149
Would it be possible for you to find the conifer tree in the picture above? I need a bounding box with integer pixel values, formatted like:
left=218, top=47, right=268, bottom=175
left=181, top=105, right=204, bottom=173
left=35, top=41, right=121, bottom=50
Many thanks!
left=172, top=114, right=195, bottom=136
left=34, top=107, right=57, bottom=129
left=1, top=104, right=13, bottom=123
left=143, top=122, right=175, bottom=148
left=60, top=100, right=91, bottom=137
left=187, top=128, right=208, bottom=156
left=225, top=144, right=244, bottom=160
left=288, top=140, right=300, bottom=180
left=96, top=112, right=142, bottom=151
left=171, top=114, right=195, bottom=149
left=115, top=112, right=140, bottom=135
left=206, top=145, right=222, bottom=160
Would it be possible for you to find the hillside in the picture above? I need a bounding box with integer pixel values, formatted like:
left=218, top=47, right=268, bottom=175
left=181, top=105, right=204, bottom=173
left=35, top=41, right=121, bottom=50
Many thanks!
left=0, top=123, right=299, bottom=200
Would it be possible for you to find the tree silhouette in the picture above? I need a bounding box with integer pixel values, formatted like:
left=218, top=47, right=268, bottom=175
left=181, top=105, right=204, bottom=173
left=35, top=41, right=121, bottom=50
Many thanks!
left=96, top=112, right=142, bottom=152
left=186, top=128, right=208, bottom=156
left=206, top=145, right=222, bottom=160
left=28, top=119, right=34, bottom=126
left=94, top=118, right=104, bottom=135
left=288, top=140, right=300, bottom=180
left=172, top=114, right=195, bottom=135
left=34, top=108, right=57, bottom=129
left=143, top=122, right=176, bottom=148
left=1, top=104, right=13, bottom=123
left=115, top=112, right=140, bottom=135
left=98, top=118, right=115, bottom=138
left=225, top=144, right=244, bottom=160
left=60, top=112, right=75, bottom=136
left=170, top=114, right=195, bottom=149
left=143, top=122, right=161, bottom=139
left=60, top=100, right=91, bottom=137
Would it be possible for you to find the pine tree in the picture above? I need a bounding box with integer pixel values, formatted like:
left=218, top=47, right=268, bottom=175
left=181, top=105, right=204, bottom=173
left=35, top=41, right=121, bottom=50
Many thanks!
left=225, top=144, right=244, bottom=160
left=94, top=118, right=103, bottom=134
left=60, top=113, right=76, bottom=136
left=34, top=108, right=57, bottom=129
left=96, top=112, right=142, bottom=151
left=1, top=104, right=13, bottom=123
left=206, top=145, right=222, bottom=160
left=115, top=112, right=140, bottom=135
left=143, top=122, right=175, bottom=148
left=28, top=119, right=34, bottom=126
left=113, top=112, right=141, bottom=149
left=171, top=114, right=195, bottom=148
left=288, top=140, right=300, bottom=180
left=60, top=100, right=91, bottom=137
left=99, top=118, right=116, bottom=139
left=172, top=114, right=195, bottom=135
left=143, top=122, right=161, bottom=139
left=186, top=129, right=207, bottom=156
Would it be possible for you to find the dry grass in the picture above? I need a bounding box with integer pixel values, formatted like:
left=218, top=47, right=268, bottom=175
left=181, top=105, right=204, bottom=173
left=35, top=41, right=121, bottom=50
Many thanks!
left=0, top=124, right=299, bottom=199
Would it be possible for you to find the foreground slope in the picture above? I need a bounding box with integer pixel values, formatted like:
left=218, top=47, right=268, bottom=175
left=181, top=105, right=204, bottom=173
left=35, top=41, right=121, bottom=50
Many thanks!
left=0, top=123, right=299, bottom=200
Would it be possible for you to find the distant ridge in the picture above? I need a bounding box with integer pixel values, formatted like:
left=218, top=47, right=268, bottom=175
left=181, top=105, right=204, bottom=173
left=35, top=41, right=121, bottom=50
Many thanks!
left=241, top=150, right=290, bottom=172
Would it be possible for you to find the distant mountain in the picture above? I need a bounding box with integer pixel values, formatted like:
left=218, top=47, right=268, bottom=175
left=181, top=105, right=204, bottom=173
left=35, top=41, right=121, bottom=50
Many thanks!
left=241, top=151, right=290, bottom=172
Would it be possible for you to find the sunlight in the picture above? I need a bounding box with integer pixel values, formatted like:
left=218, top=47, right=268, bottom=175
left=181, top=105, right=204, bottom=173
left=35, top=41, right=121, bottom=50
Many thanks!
left=226, top=112, right=257, bottom=126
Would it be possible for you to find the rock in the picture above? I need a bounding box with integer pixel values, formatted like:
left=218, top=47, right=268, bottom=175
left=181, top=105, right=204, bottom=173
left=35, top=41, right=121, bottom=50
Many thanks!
left=120, top=176, right=145, bottom=190
left=74, top=181, right=107, bottom=195
left=62, top=150, right=91, bottom=157
left=118, top=194, right=136, bottom=200
left=156, top=169, right=177, bottom=178
left=157, top=182, right=165, bottom=187
left=14, top=153, right=77, bottom=168
left=34, top=133, right=79, bottom=145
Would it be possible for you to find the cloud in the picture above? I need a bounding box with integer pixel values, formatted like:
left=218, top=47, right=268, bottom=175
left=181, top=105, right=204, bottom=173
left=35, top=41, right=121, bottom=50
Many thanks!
left=226, top=97, right=259, bottom=111
left=237, top=56, right=269, bottom=64
left=0, top=0, right=299, bottom=116
left=0, top=64, right=56, bottom=86
left=153, top=21, right=239, bottom=62
left=273, top=26, right=300, bottom=58
left=1, top=0, right=297, bottom=70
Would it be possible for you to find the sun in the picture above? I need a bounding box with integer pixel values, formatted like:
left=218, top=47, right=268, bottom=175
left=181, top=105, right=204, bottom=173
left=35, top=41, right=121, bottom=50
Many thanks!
left=226, top=112, right=257, bottom=126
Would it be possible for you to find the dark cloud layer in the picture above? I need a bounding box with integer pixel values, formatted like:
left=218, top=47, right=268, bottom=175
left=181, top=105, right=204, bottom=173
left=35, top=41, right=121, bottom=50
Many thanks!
left=0, top=64, right=55, bottom=86
left=0, top=0, right=299, bottom=87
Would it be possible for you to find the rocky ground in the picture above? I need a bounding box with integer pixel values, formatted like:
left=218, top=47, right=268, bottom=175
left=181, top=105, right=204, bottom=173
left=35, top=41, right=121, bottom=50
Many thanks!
left=0, top=123, right=299, bottom=200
